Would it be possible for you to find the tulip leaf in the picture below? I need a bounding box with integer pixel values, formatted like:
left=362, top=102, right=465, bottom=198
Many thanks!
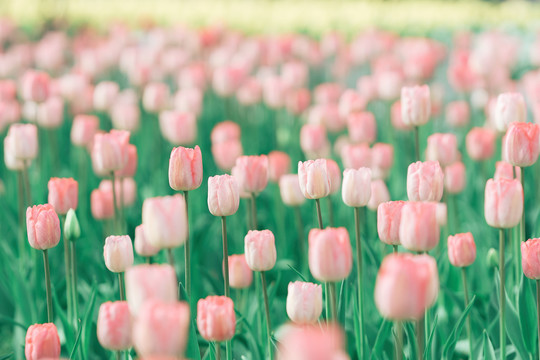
left=482, top=330, right=497, bottom=360
left=405, top=322, right=417, bottom=360
left=518, top=276, right=537, bottom=355
left=442, top=295, right=476, bottom=359
left=371, top=319, right=391, bottom=359
left=424, top=314, right=438, bottom=360
left=80, top=284, right=97, bottom=360
left=505, top=289, right=529, bottom=360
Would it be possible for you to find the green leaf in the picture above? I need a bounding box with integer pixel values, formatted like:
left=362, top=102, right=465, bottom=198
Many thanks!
left=287, top=264, right=307, bottom=282
left=442, top=295, right=476, bottom=359
left=505, top=289, right=529, bottom=360
left=80, top=285, right=98, bottom=360
left=52, top=288, right=74, bottom=349
left=0, top=353, right=14, bottom=360
left=482, top=330, right=496, bottom=360
left=424, top=314, right=438, bottom=360
left=518, top=276, right=537, bottom=355
left=405, top=322, right=417, bottom=360
left=371, top=319, right=392, bottom=359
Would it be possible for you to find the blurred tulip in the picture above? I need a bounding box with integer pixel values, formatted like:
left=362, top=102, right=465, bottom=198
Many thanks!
left=232, top=155, right=269, bottom=194
left=20, top=70, right=50, bottom=103
left=110, top=102, right=140, bottom=132
left=228, top=254, right=253, bottom=289
left=300, top=124, right=330, bottom=159
left=494, top=92, right=526, bottom=133
left=116, top=144, right=138, bottom=178
left=286, top=281, right=323, bottom=324
left=143, top=82, right=170, bottom=113
left=494, top=161, right=520, bottom=181
left=484, top=178, right=523, bottom=229
left=197, top=296, right=236, bottom=342
left=341, top=143, right=372, bottom=170
left=279, top=174, right=306, bottom=206
left=142, top=195, right=187, bottom=249
left=308, top=227, right=352, bottom=282
left=377, top=201, right=406, bottom=246
left=104, top=235, right=134, bottom=273
left=466, top=127, right=496, bottom=161
left=367, top=179, right=390, bottom=211
left=347, top=112, right=377, bottom=144
left=277, top=323, right=349, bottom=360
left=338, top=89, right=366, bottom=118
left=212, top=140, right=243, bottom=171
left=91, top=188, right=115, bottom=220
left=372, top=143, right=394, bottom=180
left=399, top=202, right=440, bottom=252
left=159, top=111, right=197, bottom=146
left=401, top=85, right=431, bottom=126
left=286, top=88, right=311, bottom=115
left=407, top=161, right=444, bottom=202
left=268, top=151, right=291, bottom=183
left=97, top=301, right=132, bottom=350
left=92, top=130, right=130, bottom=174
left=134, top=224, right=160, bottom=258
left=503, top=122, right=540, bottom=167
left=447, top=232, right=476, bottom=267
left=425, top=133, right=458, bottom=167
left=94, top=81, right=119, bottom=111
left=48, top=178, right=78, bottom=215
left=342, top=168, right=371, bottom=207
left=522, top=238, right=540, bottom=279
left=174, top=88, right=203, bottom=117
left=445, top=101, right=470, bottom=127
left=444, top=162, right=466, bottom=194
left=5, top=123, right=38, bottom=162
left=36, top=96, right=63, bottom=129
left=71, top=115, right=99, bottom=147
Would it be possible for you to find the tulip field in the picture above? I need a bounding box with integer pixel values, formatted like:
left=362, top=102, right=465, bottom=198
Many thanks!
left=4, top=1, right=540, bottom=359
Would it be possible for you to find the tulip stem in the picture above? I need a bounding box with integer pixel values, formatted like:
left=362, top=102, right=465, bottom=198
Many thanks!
left=536, top=280, right=540, bottom=360
left=315, top=199, right=323, bottom=229
left=111, top=172, right=119, bottom=234
left=393, top=245, right=398, bottom=254
left=222, top=216, right=230, bottom=298
left=354, top=207, right=365, bottom=358
left=70, top=240, right=79, bottom=329
left=462, top=268, right=473, bottom=359
left=417, top=315, right=424, bottom=360
left=414, top=126, right=420, bottom=162
left=146, top=256, right=152, bottom=264
left=23, top=161, right=32, bottom=206
left=327, top=196, right=334, bottom=227
left=115, top=351, right=120, bottom=360
left=184, top=191, right=191, bottom=300
left=118, top=272, right=125, bottom=301
left=499, top=228, right=506, bottom=360
left=328, top=281, right=338, bottom=322
left=17, top=171, right=25, bottom=263
left=394, top=321, right=403, bottom=360
left=294, top=206, right=305, bottom=273
left=62, top=215, right=73, bottom=329
left=167, top=248, right=175, bottom=270
left=43, top=249, right=53, bottom=323
left=250, top=193, right=258, bottom=230
left=518, top=167, right=525, bottom=287
left=216, top=342, right=221, bottom=360
left=260, top=271, right=272, bottom=359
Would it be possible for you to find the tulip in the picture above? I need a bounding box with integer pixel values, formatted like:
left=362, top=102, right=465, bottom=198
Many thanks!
left=444, top=161, right=466, bottom=194
left=20, top=70, right=50, bottom=103
left=94, top=81, right=119, bottom=111
left=36, top=96, right=64, bottom=129
left=341, top=143, right=372, bottom=170
left=213, top=66, right=245, bottom=96
left=466, top=127, right=496, bottom=161
left=279, top=174, right=306, bottom=206
left=522, top=239, right=540, bottom=280
left=92, top=130, right=130, bottom=174
left=286, top=281, right=323, bottom=324
left=115, top=144, right=137, bottom=179
left=401, top=85, right=431, bottom=127
left=244, top=230, right=277, bottom=272
left=169, top=145, right=203, bottom=191
left=338, top=89, right=366, bottom=118
left=407, top=161, right=444, bottom=202
left=342, top=168, right=371, bottom=208
left=110, top=102, right=140, bottom=132
left=425, top=133, right=458, bottom=167
left=447, top=232, right=476, bottom=268
left=372, top=143, right=394, bottom=180
left=134, top=224, right=160, bottom=258
left=308, top=227, right=352, bottom=283
left=377, top=201, right=406, bottom=247
left=391, top=100, right=413, bottom=131
left=298, top=159, right=331, bottom=200
left=91, top=188, right=115, bottom=220
left=286, top=88, right=311, bottom=115
left=494, top=92, right=526, bottom=133
left=212, top=139, right=243, bottom=171
left=125, top=264, right=178, bottom=317
left=208, top=175, right=240, bottom=217
left=236, top=78, right=262, bottom=106
left=268, top=151, right=291, bottom=182
left=197, top=296, right=236, bottom=342
left=228, top=254, right=253, bottom=289
left=347, top=112, right=377, bottom=144
left=142, top=82, right=170, bottom=113
left=445, top=101, right=470, bottom=128
left=47, top=177, right=78, bottom=215
left=232, top=155, right=269, bottom=194
left=484, top=178, right=523, bottom=229
left=27, top=204, right=60, bottom=251
left=277, top=323, right=349, bottom=360
left=142, top=195, right=188, bottom=250
left=300, top=124, right=330, bottom=159
left=159, top=111, right=197, bottom=146
left=494, top=161, right=520, bottom=181
left=368, top=180, right=391, bottom=211
left=399, top=202, right=440, bottom=252
left=174, top=88, right=203, bottom=116
left=211, top=121, right=241, bottom=144
left=503, top=122, right=540, bottom=167
left=71, top=114, right=99, bottom=147
left=5, top=123, right=38, bottom=162
left=97, top=301, right=132, bottom=351
left=25, top=323, right=60, bottom=360
left=133, top=300, right=190, bottom=357
left=326, top=159, right=341, bottom=196
left=103, top=235, right=134, bottom=273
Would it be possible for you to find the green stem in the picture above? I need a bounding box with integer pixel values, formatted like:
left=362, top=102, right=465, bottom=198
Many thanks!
left=216, top=342, right=221, bottom=360
left=315, top=198, right=323, bottom=229
left=414, top=126, right=420, bottom=162
left=222, top=216, right=230, bottom=298
left=119, top=177, right=125, bottom=233
left=354, top=207, right=364, bottom=357
left=393, top=245, right=398, bottom=254
left=115, top=350, right=120, bottom=360
left=519, top=167, right=525, bottom=287
left=500, top=228, right=506, bottom=360
left=417, top=315, right=425, bottom=360
left=17, top=171, right=25, bottom=263
left=146, top=256, right=151, bottom=264
left=328, top=281, right=338, bottom=322
left=70, top=240, right=79, bottom=329
left=462, top=268, right=473, bottom=359
left=43, top=249, right=53, bottom=323
left=395, top=321, right=403, bottom=360
left=23, top=161, right=32, bottom=206
left=294, top=206, right=306, bottom=274
left=536, top=280, right=540, bottom=360
left=118, top=272, right=125, bottom=301
left=111, top=172, right=119, bottom=234
left=167, top=248, right=175, bottom=271
left=327, top=196, right=334, bottom=227
left=184, top=191, right=191, bottom=300
left=250, top=193, right=258, bottom=230
left=260, top=272, right=272, bottom=359
left=62, top=215, right=73, bottom=328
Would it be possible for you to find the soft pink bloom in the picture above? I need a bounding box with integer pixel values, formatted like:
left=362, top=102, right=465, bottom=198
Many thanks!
left=169, top=146, right=203, bottom=191
left=104, top=235, right=134, bottom=273
left=133, top=300, right=190, bottom=357
left=341, top=143, right=372, bottom=170
left=447, top=233, right=476, bottom=267
left=20, top=70, right=50, bottom=103
left=92, top=130, right=130, bottom=173
left=71, top=115, right=99, bottom=147
left=436, top=202, right=448, bottom=226
left=341, top=168, right=371, bottom=207
left=300, top=124, right=329, bottom=159
left=159, top=111, right=197, bottom=146
left=210, top=121, right=239, bottom=144
left=142, top=195, right=187, bottom=249
left=367, top=179, right=390, bottom=211
left=444, top=162, right=466, bottom=194
left=116, top=144, right=138, bottom=178
left=99, top=178, right=137, bottom=207
left=494, top=161, right=520, bottom=181
left=236, top=78, right=262, bottom=106
left=244, top=230, right=277, bottom=272
left=263, top=76, right=287, bottom=108
left=268, top=151, right=291, bottom=182
left=178, top=62, right=207, bottom=90
left=298, top=159, right=331, bottom=199
left=347, top=112, right=377, bottom=144
left=377, top=201, right=406, bottom=245
left=25, top=323, right=60, bottom=360
left=372, top=143, right=394, bottom=180
left=286, top=281, right=323, bottom=324
left=466, top=127, right=496, bottom=161
left=213, top=66, right=245, bottom=96
left=494, top=92, right=526, bottom=132
left=279, top=174, right=306, bottom=206
left=314, top=83, right=342, bottom=105
left=91, top=188, right=114, bottom=220
left=110, top=102, right=140, bottom=132
left=308, top=227, right=352, bottom=282
left=134, top=224, right=160, bottom=257
left=391, top=101, right=413, bottom=131
left=503, top=122, right=540, bottom=167
left=94, top=81, right=119, bottom=111
left=48, top=177, right=78, bottom=214
left=277, top=323, right=349, bottom=360
left=197, top=296, right=236, bottom=342
left=399, top=202, right=440, bottom=252
left=338, top=89, right=366, bottom=118
left=308, top=104, right=344, bottom=133
left=212, top=140, right=243, bottom=171
left=281, top=61, right=308, bottom=89
left=36, top=96, right=63, bottom=129
left=425, top=133, right=458, bottom=167
left=125, top=264, right=178, bottom=317
left=445, top=101, right=470, bottom=127
left=208, top=175, right=240, bottom=217
left=5, top=123, right=38, bottom=161
left=326, top=159, right=341, bottom=195
left=522, top=238, right=540, bottom=279
left=228, top=254, right=253, bottom=289
left=407, top=161, right=444, bottom=202
left=484, top=178, right=523, bottom=229
left=26, top=204, right=60, bottom=250
left=401, top=85, right=431, bottom=126
left=232, top=155, right=269, bottom=194
left=142, top=82, right=170, bottom=113
left=286, top=88, right=311, bottom=115
left=97, top=301, right=132, bottom=350
left=174, top=88, right=203, bottom=117
left=374, top=253, right=439, bottom=320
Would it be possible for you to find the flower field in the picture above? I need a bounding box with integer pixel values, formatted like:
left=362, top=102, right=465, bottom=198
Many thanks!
left=2, top=1, right=540, bottom=359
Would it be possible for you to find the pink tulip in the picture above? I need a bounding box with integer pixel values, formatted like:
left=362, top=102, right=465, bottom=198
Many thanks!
left=268, top=151, right=291, bottom=183
left=5, top=123, right=38, bottom=162
left=263, top=76, right=287, bottom=109
left=401, top=85, right=431, bottom=126
left=391, top=100, right=413, bottom=131
left=236, top=78, right=262, bottom=106
left=445, top=101, right=470, bottom=127
left=212, top=140, right=243, bottom=171
left=341, top=168, right=371, bottom=207
left=522, top=238, right=540, bottom=279
left=425, top=133, right=458, bottom=167
left=142, top=195, right=187, bottom=249
left=374, top=253, right=439, bottom=320
left=125, top=264, right=178, bottom=317
left=377, top=201, right=406, bottom=245
left=277, top=323, right=348, bottom=360
left=466, top=127, right=496, bottom=161
left=308, top=104, right=344, bottom=133
left=208, top=175, right=240, bottom=217
left=169, top=145, right=203, bottom=191
left=228, top=254, right=253, bottom=289
left=99, top=178, right=137, bottom=207
left=71, top=114, right=99, bottom=147
left=197, top=296, right=236, bottom=342
left=213, top=66, right=245, bottom=97
left=211, top=121, right=241, bottom=144
left=407, top=161, right=444, bottom=202
left=298, top=159, right=331, bottom=199
left=133, top=300, right=190, bottom=357
left=244, top=230, right=277, bottom=272
left=92, top=130, right=130, bottom=174
left=444, top=161, right=466, bottom=194
left=97, top=301, right=132, bottom=350
left=91, top=188, right=115, bottom=220
left=20, top=70, right=50, bottom=102
left=503, top=122, right=540, bottom=167
left=116, top=144, right=138, bottom=178
left=399, top=202, right=440, bottom=252
left=300, top=124, right=329, bottom=159
left=447, top=232, right=476, bottom=267
left=110, top=102, right=140, bottom=132
left=325, top=159, right=341, bottom=195
left=308, top=227, right=352, bottom=282
left=159, top=111, right=197, bottom=146
left=286, top=281, right=323, bottom=324
left=26, top=204, right=61, bottom=250
left=281, top=61, right=308, bottom=89
left=142, top=82, right=170, bottom=113
left=134, top=224, right=160, bottom=258
left=232, top=155, right=269, bottom=194
left=94, top=81, right=119, bottom=111
left=484, top=178, right=523, bottom=229
left=279, top=174, right=306, bottom=206
left=25, top=323, right=60, bottom=360
left=104, top=235, right=134, bottom=273
left=367, top=179, right=391, bottom=211
left=48, top=177, right=78, bottom=215
left=372, top=143, right=394, bottom=180
left=174, top=88, right=203, bottom=116
left=286, top=88, right=311, bottom=115
left=36, top=96, right=63, bottom=129
left=347, top=112, right=377, bottom=144
left=494, top=161, right=520, bottom=181
left=314, top=83, right=342, bottom=105
left=341, top=144, right=372, bottom=169
left=338, top=89, right=366, bottom=118
left=494, top=92, right=526, bottom=132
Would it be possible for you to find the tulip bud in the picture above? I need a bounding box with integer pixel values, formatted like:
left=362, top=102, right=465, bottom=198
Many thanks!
left=97, top=301, right=132, bottom=350
left=268, top=151, right=291, bottom=183
left=115, top=144, right=138, bottom=178
left=484, top=178, right=523, bottom=229
left=407, top=161, right=444, bottom=202
left=377, top=201, right=406, bottom=246
left=197, top=296, right=236, bottom=342
left=142, top=195, right=188, bottom=249
left=391, top=100, right=413, bottom=131
left=368, top=179, right=391, bottom=211
left=159, top=111, right=197, bottom=146
left=347, top=112, right=377, bottom=144
left=71, top=114, right=99, bottom=147
left=104, top=235, right=134, bottom=273
left=494, top=92, right=526, bottom=133
left=425, top=133, right=458, bottom=167
left=374, top=253, right=439, bottom=320
left=401, top=85, right=431, bottom=126
left=232, top=155, right=269, bottom=194
left=208, top=175, right=240, bottom=217
left=286, top=281, right=323, bottom=324
left=341, top=143, right=372, bottom=170
left=25, top=323, right=60, bottom=360
left=244, top=230, right=277, bottom=272
left=64, top=209, right=80, bottom=242
left=466, top=127, right=496, bottom=161
left=20, top=70, right=50, bottom=103
left=111, top=102, right=140, bottom=132
left=26, top=204, right=61, bottom=250
left=372, top=143, right=394, bottom=180
left=487, top=248, right=499, bottom=268
left=338, top=89, right=366, bottom=118
left=444, top=162, right=466, bottom=194
left=134, top=224, right=160, bottom=258
left=92, top=130, right=130, bottom=173
left=521, top=238, right=540, bottom=279
left=212, top=140, right=243, bottom=171
left=211, top=121, right=241, bottom=144
left=399, top=202, right=440, bottom=252
left=279, top=174, right=306, bottom=206
left=48, top=177, right=78, bottom=215
left=341, top=168, right=371, bottom=207
left=300, top=124, right=330, bottom=159
left=228, top=254, right=253, bottom=289
left=286, top=88, right=311, bottom=115
left=5, top=123, right=38, bottom=162
left=308, top=227, right=352, bottom=282
left=447, top=232, right=476, bottom=267
left=169, top=145, right=203, bottom=191
left=297, top=159, right=331, bottom=199
left=503, top=122, right=540, bottom=167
